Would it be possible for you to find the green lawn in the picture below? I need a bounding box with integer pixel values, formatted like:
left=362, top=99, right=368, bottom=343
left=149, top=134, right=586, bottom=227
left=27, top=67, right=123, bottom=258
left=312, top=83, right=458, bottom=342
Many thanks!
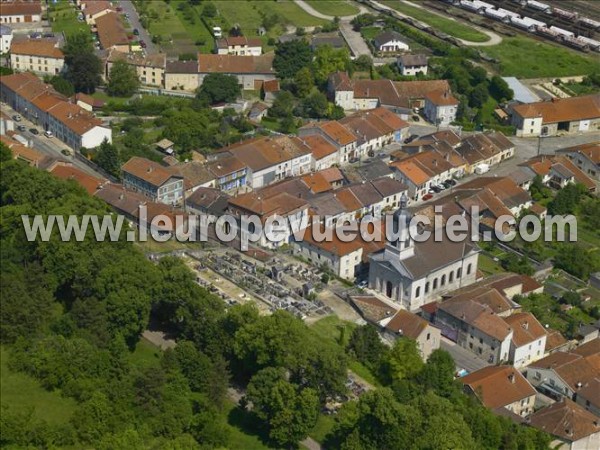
left=310, top=414, right=335, bottom=443
left=478, top=253, right=505, bottom=276
left=0, top=346, right=77, bottom=426
left=127, top=337, right=163, bottom=369
left=484, top=36, right=600, bottom=78
left=305, top=0, right=360, bottom=17
left=380, top=0, right=489, bottom=42
left=361, top=26, right=381, bottom=41
left=266, top=0, right=328, bottom=27
left=48, top=0, right=90, bottom=37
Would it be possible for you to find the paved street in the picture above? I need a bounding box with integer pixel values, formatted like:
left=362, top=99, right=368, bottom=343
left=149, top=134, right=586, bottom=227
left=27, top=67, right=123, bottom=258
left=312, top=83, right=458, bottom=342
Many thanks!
left=118, top=0, right=157, bottom=54
left=440, top=336, right=489, bottom=373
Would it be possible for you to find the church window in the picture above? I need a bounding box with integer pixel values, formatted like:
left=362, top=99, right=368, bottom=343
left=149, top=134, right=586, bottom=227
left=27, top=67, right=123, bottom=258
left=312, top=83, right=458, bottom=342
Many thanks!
left=386, top=281, right=393, bottom=298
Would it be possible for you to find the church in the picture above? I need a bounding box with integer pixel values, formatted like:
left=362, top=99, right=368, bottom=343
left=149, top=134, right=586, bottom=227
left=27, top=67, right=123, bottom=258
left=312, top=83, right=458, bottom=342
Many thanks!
left=368, top=195, right=480, bottom=311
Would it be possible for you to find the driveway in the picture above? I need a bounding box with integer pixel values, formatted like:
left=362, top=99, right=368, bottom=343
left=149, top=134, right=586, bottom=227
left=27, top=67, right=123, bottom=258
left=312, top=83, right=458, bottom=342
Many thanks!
left=118, top=0, right=157, bottom=54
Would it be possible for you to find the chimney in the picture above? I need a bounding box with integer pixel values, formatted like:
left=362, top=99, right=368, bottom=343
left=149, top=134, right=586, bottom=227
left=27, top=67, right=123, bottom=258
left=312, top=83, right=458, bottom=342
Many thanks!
left=147, top=167, right=153, bottom=173
left=508, top=373, right=516, bottom=384
left=119, top=193, right=124, bottom=200
left=522, top=321, right=529, bottom=330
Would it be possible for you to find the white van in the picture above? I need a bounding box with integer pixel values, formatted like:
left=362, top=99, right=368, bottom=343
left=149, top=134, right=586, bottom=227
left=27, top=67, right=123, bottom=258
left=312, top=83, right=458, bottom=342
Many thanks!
left=474, top=163, right=490, bottom=174
left=212, top=26, right=222, bottom=38
left=44, top=130, right=53, bottom=138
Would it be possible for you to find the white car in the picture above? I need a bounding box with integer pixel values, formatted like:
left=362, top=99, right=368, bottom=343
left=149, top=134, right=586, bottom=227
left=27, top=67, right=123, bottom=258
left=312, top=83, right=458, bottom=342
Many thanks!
left=356, top=280, right=368, bottom=289
left=44, top=130, right=53, bottom=138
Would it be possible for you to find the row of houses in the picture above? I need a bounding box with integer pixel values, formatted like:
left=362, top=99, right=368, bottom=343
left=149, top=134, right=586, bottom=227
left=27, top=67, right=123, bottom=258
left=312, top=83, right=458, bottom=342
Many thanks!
left=0, top=1, right=42, bottom=24
left=0, top=72, right=112, bottom=149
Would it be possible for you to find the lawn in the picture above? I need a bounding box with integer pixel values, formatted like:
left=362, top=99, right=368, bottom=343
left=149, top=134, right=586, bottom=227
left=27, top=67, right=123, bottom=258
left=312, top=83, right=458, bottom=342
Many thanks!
left=305, top=0, right=360, bottom=17
left=380, top=0, right=489, bottom=42
left=310, top=414, right=335, bottom=443
left=478, top=253, right=505, bottom=276
left=48, top=0, right=90, bottom=37
left=484, top=36, right=600, bottom=78
left=266, top=0, right=328, bottom=27
left=361, top=26, right=381, bottom=41
left=127, top=337, right=163, bottom=369
left=0, top=346, right=77, bottom=426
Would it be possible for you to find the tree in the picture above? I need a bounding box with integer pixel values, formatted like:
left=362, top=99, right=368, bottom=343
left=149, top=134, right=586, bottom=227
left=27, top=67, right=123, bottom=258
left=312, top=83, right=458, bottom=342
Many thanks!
left=382, top=338, right=424, bottom=384
left=347, top=325, right=388, bottom=371
left=273, top=40, right=313, bottom=79
left=107, top=60, right=140, bottom=97
left=294, top=67, right=314, bottom=98
left=301, top=91, right=329, bottom=118
left=580, top=197, right=600, bottom=229
left=0, top=141, right=11, bottom=162
left=63, top=32, right=102, bottom=94
left=554, top=244, right=600, bottom=280
left=312, top=45, right=351, bottom=85
left=415, top=349, right=459, bottom=398
left=246, top=367, right=319, bottom=447
left=500, top=253, right=534, bottom=276
left=547, top=183, right=588, bottom=215
left=202, top=2, right=217, bottom=17
left=489, top=75, right=513, bottom=102
left=197, top=73, right=241, bottom=104
left=269, top=90, right=296, bottom=118
left=352, top=54, right=373, bottom=72
left=468, top=83, right=488, bottom=108
left=49, top=76, right=75, bottom=97
left=350, top=13, right=377, bottom=31
left=529, top=175, right=551, bottom=201
left=94, top=139, right=120, bottom=178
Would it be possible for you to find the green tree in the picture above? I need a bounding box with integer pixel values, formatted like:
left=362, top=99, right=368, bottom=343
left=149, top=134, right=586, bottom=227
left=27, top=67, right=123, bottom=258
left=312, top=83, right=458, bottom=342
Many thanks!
left=312, top=45, right=351, bottom=85
left=415, top=349, right=459, bottom=398
left=107, top=60, right=140, bottom=97
left=63, top=32, right=102, bottom=94
left=382, top=338, right=424, bottom=384
left=94, top=139, right=120, bottom=178
left=0, top=141, right=11, bottom=162
left=202, top=2, right=217, bottom=17
left=468, top=83, right=489, bottom=108
left=489, top=75, right=513, bottom=102
left=197, top=73, right=241, bottom=104
left=246, top=367, right=319, bottom=447
left=301, top=91, right=329, bottom=118
left=548, top=183, right=588, bottom=215
left=500, top=253, right=534, bottom=276
left=554, top=244, right=600, bottom=280
left=274, top=40, right=313, bottom=79
left=294, top=66, right=314, bottom=98
left=347, top=325, right=388, bottom=371
left=580, top=197, right=600, bottom=229
left=269, top=90, right=296, bottom=118
left=49, top=75, right=75, bottom=97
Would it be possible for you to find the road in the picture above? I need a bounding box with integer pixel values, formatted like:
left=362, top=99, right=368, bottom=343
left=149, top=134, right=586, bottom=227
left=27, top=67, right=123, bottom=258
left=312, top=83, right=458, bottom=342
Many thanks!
left=440, top=336, right=489, bottom=373
left=118, top=0, right=157, bottom=54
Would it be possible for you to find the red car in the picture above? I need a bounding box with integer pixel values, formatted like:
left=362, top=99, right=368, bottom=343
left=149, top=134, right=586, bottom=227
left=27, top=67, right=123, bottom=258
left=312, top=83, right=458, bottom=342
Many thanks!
left=422, top=193, right=433, bottom=201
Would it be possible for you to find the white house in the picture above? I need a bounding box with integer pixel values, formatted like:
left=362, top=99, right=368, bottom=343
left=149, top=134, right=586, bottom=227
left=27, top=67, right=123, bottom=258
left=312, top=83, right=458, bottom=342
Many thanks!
left=504, top=312, right=547, bottom=368
left=397, top=54, right=428, bottom=76
left=0, top=25, right=13, bottom=54
left=373, top=30, right=410, bottom=53
left=121, top=157, right=184, bottom=205
left=0, top=1, right=42, bottom=24
left=299, top=121, right=359, bottom=164
left=215, top=36, right=262, bottom=56
left=10, top=38, right=65, bottom=76
left=424, top=90, right=459, bottom=127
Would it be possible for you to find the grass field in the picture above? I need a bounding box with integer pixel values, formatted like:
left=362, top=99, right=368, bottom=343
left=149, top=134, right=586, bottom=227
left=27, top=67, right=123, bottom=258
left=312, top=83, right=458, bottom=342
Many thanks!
left=306, top=0, right=360, bottom=17
left=380, top=0, right=489, bottom=42
left=484, top=36, right=599, bottom=78
left=0, top=346, right=77, bottom=426
left=48, top=0, right=90, bottom=37
left=478, top=254, right=506, bottom=276
left=310, top=414, right=335, bottom=443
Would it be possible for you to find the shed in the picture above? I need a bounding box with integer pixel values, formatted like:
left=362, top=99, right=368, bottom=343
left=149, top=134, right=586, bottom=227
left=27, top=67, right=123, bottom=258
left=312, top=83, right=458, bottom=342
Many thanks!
left=155, top=138, right=175, bottom=155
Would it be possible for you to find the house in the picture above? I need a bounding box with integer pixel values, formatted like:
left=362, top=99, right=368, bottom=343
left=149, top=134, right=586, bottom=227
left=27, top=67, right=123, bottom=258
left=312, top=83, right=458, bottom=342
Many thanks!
left=71, top=93, right=105, bottom=112
left=525, top=338, right=600, bottom=401
left=215, top=36, right=262, bottom=56
left=155, top=139, right=175, bottom=155
left=262, top=79, right=280, bottom=103
left=511, top=94, right=600, bottom=137
left=424, top=90, right=459, bottom=127
left=368, top=198, right=480, bottom=311
left=167, top=161, right=217, bottom=194
left=248, top=101, right=269, bottom=123
left=545, top=329, right=570, bottom=355
left=10, top=38, right=64, bottom=75
left=556, top=142, right=600, bottom=182
left=382, top=310, right=441, bottom=360
left=0, top=25, right=13, bottom=53
left=95, top=12, right=129, bottom=52
left=49, top=163, right=106, bottom=195
left=299, top=121, right=358, bottom=164
left=106, top=50, right=167, bottom=88
left=121, top=157, right=184, bottom=204
left=456, top=176, right=532, bottom=218
left=529, top=399, right=600, bottom=450
left=461, top=366, right=537, bottom=417
left=302, top=134, right=339, bottom=171
left=205, top=156, right=248, bottom=192
left=576, top=378, right=600, bottom=417
left=228, top=190, right=309, bottom=249
left=164, top=60, right=200, bottom=92
left=397, top=54, right=428, bottom=76
left=82, top=0, right=113, bottom=25
left=0, top=1, right=42, bottom=24
left=216, top=135, right=312, bottom=189
left=455, top=132, right=515, bottom=173
left=197, top=53, right=276, bottom=91
left=519, top=155, right=596, bottom=192
left=185, top=187, right=230, bottom=218
left=503, top=312, right=547, bottom=368
left=373, top=30, right=409, bottom=53
left=328, top=72, right=455, bottom=117
left=46, top=101, right=111, bottom=150
left=311, top=33, right=346, bottom=51
left=354, top=159, right=394, bottom=182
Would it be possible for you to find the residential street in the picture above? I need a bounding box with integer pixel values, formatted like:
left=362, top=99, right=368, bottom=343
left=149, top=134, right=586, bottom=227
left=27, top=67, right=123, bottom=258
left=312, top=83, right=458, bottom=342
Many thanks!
left=440, top=336, right=489, bottom=373
left=118, top=0, right=157, bottom=54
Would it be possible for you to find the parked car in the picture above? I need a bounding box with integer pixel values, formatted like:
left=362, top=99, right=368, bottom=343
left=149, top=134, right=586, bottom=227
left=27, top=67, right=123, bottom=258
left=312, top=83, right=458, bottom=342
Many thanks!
left=44, top=130, right=53, bottom=138
left=356, top=280, right=368, bottom=289
left=404, top=134, right=418, bottom=144
left=445, top=179, right=457, bottom=187
left=133, top=28, right=139, bottom=35
left=116, top=6, right=123, bottom=12
left=140, top=40, right=147, bottom=48
left=13, top=114, right=21, bottom=122
left=412, top=115, right=420, bottom=122
left=349, top=157, right=360, bottom=164
left=430, top=186, right=442, bottom=193
left=29, top=128, right=39, bottom=135
left=422, top=193, right=433, bottom=201
left=17, top=124, right=26, bottom=132
left=436, top=183, right=447, bottom=191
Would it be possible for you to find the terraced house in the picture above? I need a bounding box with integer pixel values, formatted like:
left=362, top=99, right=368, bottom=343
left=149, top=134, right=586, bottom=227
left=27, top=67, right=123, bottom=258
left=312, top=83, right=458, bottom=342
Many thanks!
left=10, top=38, right=64, bottom=76
left=121, top=157, right=184, bottom=205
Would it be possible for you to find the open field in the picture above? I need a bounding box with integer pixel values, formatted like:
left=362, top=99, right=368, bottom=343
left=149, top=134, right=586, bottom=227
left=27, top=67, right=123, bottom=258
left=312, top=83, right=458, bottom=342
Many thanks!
left=380, top=0, right=490, bottom=42
left=306, top=0, right=360, bottom=17
left=0, top=346, right=77, bottom=425
left=484, top=36, right=600, bottom=78
left=478, top=253, right=506, bottom=276
left=48, top=0, right=89, bottom=37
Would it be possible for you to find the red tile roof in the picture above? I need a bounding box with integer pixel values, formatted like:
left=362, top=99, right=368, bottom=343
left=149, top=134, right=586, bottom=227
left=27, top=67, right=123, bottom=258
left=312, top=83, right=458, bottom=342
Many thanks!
left=10, top=38, right=64, bottom=59
left=504, top=312, right=546, bottom=347
left=197, top=53, right=275, bottom=74
left=122, top=156, right=182, bottom=187
left=512, top=94, right=600, bottom=123
left=50, top=164, right=105, bottom=195
left=95, top=12, right=129, bottom=49
left=1, top=1, right=41, bottom=16
left=529, top=399, right=600, bottom=442
left=461, top=366, right=536, bottom=409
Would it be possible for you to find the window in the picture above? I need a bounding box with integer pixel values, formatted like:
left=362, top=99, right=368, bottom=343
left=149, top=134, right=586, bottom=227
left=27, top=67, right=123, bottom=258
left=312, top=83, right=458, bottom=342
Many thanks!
left=467, top=264, right=472, bottom=275
left=415, top=287, right=420, bottom=298
left=426, top=333, right=430, bottom=340
left=386, top=281, right=393, bottom=298
left=433, top=278, right=438, bottom=290
left=469, top=342, right=473, bottom=349
left=457, top=268, right=462, bottom=279
left=479, top=338, right=483, bottom=344
left=441, top=274, right=446, bottom=286
left=425, top=282, right=430, bottom=294
left=449, top=271, right=454, bottom=283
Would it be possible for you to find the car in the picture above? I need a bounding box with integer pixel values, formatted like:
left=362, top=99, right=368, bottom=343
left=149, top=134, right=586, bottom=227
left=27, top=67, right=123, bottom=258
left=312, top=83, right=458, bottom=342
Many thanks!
left=61, top=149, right=71, bottom=156
left=140, top=40, right=147, bottom=48
left=430, top=186, right=442, bottom=193
left=349, top=157, right=360, bottom=164
left=44, top=130, right=53, bottom=138
left=133, top=28, right=139, bottom=35
left=13, top=114, right=21, bottom=122
left=412, top=115, right=420, bottom=122
left=422, top=193, right=433, bottom=201
left=445, top=179, right=457, bottom=187
left=116, top=6, right=123, bottom=12
left=436, top=183, right=447, bottom=191
left=17, top=124, right=26, bottom=132
left=404, top=134, right=418, bottom=144
left=443, top=180, right=453, bottom=188
left=29, top=128, right=39, bottom=135
left=356, top=280, right=368, bottom=289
